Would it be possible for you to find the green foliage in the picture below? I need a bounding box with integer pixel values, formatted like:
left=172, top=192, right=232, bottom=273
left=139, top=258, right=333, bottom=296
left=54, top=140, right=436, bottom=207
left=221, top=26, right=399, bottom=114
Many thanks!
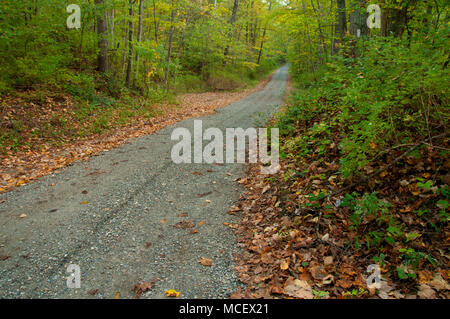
left=279, top=28, right=449, bottom=178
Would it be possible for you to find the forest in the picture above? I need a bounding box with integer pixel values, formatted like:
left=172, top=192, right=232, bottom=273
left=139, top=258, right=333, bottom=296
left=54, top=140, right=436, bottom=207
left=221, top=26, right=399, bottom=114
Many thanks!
left=0, top=0, right=449, bottom=299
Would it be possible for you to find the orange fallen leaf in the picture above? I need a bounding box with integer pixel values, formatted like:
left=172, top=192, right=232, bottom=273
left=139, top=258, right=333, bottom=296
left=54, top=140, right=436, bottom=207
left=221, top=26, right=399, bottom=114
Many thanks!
left=197, top=257, right=213, bottom=267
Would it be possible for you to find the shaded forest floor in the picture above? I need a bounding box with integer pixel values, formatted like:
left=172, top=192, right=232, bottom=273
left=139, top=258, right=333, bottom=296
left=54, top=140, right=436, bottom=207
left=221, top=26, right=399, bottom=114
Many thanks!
left=0, top=75, right=273, bottom=194
left=229, top=92, right=449, bottom=300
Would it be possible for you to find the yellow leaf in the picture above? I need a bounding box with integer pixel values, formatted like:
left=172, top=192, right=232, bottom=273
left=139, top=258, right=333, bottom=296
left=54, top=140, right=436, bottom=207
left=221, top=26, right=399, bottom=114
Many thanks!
left=165, top=289, right=180, bottom=297
left=280, top=260, right=289, bottom=270
left=81, top=201, right=89, bottom=205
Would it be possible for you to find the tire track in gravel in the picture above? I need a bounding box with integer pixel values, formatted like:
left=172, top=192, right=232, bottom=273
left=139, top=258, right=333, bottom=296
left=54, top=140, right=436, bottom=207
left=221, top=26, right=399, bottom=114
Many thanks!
left=0, top=65, right=288, bottom=298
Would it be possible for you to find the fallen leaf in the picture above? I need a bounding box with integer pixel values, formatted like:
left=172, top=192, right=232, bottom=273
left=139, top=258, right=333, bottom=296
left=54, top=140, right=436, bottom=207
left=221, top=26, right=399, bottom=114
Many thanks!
left=324, top=256, right=333, bottom=266
left=429, top=274, right=449, bottom=291
left=174, top=220, right=194, bottom=229
left=197, top=257, right=213, bottom=267
left=132, top=282, right=152, bottom=298
left=283, top=278, right=313, bottom=299
left=417, top=284, right=436, bottom=299
left=19, top=214, right=27, bottom=218
left=88, top=289, right=99, bottom=296
left=113, top=291, right=121, bottom=299
left=165, top=289, right=180, bottom=297
left=271, top=285, right=284, bottom=294
left=198, top=192, right=212, bottom=197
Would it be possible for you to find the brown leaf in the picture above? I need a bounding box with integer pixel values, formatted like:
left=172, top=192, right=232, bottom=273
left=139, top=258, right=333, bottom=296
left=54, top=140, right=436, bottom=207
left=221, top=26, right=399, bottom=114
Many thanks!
left=283, top=278, right=314, bottom=299
left=174, top=220, right=194, bottom=229
left=197, top=191, right=212, bottom=197
left=271, top=285, right=284, bottom=295
left=429, top=274, right=449, bottom=291
left=0, top=255, right=11, bottom=261
left=88, top=289, right=99, bottom=296
left=197, top=257, right=213, bottom=267
left=417, top=284, right=436, bottom=299
left=132, top=282, right=152, bottom=299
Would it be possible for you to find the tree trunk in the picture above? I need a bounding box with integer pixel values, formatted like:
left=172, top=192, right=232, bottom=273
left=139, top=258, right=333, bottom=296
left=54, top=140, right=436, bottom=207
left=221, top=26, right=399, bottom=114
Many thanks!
left=110, top=9, right=115, bottom=50
left=165, top=2, right=176, bottom=92
left=310, top=0, right=327, bottom=62
left=153, top=0, right=159, bottom=43
left=174, top=17, right=188, bottom=93
left=135, top=0, right=144, bottom=82
left=125, top=0, right=135, bottom=87
left=336, top=0, right=347, bottom=42
left=224, top=0, right=239, bottom=60
left=257, top=2, right=272, bottom=65
left=95, top=0, right=109, bottom=73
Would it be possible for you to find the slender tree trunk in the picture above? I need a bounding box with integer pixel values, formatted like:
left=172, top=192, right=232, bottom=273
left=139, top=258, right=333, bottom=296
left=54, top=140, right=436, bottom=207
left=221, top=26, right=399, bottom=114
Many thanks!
left=153, top=0, right=159, bottom=43
left=110, top=9, right=115, bottom=50
left=301, top=0, right=317, bottom=75
left=121, top=26, right=128, bottom=75
left=257, top=2, right=272, bottom=65
left=332, top=0, right=346, bottom=54
left=95, top=0, right=109, bottom=73
left=310, top=0, right=327, bottom=62
left=174, top=17, right=188, bottom=92
left=165, top=1, right=176, bottom=92
left=125, top=0, right=135, bottom=87
left=224, top=0, right=239, bottom=61
left=135, top=0, right=144, bottom=82
left=337, top=0, right=347, bottom=38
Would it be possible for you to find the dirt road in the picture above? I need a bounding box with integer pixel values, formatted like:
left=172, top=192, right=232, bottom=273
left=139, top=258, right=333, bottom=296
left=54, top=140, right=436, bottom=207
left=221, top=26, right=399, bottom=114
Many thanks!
left=0, top=65, right=288, bottom=298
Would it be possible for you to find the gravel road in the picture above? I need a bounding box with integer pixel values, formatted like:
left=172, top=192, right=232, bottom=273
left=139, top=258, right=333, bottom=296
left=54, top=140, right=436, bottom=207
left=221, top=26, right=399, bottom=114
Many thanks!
left=0, top=65, right=288, bottom=299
